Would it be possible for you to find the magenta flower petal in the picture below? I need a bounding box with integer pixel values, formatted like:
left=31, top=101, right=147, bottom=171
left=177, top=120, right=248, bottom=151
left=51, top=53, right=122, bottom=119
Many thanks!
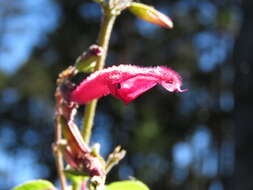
left=113, top=75, right=158, bottom=104
left=70, top=78, right=110, bottom=104
left=70, top=65, right=185, bottom=104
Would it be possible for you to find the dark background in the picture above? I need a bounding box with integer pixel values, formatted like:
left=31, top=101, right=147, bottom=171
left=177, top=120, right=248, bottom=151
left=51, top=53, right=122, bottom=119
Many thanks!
left=0, top=0, right=252, bottom=190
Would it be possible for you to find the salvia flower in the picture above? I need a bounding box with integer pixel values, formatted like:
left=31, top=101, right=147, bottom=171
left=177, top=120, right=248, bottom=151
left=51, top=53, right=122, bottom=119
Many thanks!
left=128, top=2, right=173, bottom=29
left=70, top=64, right=185, bottom=104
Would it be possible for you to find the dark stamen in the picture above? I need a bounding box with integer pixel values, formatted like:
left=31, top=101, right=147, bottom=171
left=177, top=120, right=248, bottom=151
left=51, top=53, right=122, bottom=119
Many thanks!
left=116, top=83, right=121, bottom=89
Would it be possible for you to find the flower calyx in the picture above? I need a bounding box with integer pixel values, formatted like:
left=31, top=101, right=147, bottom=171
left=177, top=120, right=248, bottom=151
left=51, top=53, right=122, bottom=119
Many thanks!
left=61, top=117, right=106, bottom=177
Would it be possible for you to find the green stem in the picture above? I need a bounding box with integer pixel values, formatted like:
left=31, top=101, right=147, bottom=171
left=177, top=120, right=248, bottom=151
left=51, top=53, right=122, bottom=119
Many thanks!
left=82, top=10, right=117, bottom=144
left=72, top=181, right=81, bottom=190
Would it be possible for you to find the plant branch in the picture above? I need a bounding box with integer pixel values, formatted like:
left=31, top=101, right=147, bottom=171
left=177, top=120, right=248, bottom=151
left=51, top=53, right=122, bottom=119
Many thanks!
left=54, top=68, right=77, bottom=190
left=54, top=115, right=67, bottom=190
left=82, top=9, right=117, bottom=144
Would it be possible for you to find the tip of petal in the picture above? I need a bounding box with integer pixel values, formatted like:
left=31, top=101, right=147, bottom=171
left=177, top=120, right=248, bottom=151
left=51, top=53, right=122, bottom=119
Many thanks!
left=174, top=88, right=188, bottom=93
left=179, top=88, right=188, bottom=93
left=155, top=12, right=174, bottom=29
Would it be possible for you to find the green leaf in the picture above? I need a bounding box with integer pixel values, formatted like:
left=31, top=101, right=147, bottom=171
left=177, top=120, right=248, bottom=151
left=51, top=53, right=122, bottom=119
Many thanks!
left=12, top=179, right=56, bottom=190
left=105, top=180, right=149, bottom=190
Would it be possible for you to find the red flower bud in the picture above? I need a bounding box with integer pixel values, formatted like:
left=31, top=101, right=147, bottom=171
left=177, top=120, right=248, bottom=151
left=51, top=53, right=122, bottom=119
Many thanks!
left=70, top=65, right=185, bottom=104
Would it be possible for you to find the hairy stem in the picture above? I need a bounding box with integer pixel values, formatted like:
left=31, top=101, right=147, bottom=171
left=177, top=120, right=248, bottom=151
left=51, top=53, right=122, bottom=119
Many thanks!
left=54, top=115, right=67, bottom=190
left=82, top=11, right=117, bottom=144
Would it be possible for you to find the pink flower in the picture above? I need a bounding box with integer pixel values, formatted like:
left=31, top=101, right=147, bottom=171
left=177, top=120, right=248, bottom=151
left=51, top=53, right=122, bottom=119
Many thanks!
left=70, top=65, right=185, bottom=104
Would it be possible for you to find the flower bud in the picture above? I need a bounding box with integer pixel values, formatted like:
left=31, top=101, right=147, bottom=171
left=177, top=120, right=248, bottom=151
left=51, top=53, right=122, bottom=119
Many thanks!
left=75, top=45, right=104, bottom=73
left=128, top=2, right=173, bottom=29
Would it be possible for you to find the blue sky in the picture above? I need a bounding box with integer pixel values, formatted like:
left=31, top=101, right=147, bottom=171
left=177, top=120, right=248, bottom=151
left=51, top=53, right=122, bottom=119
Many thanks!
left=0, top=0, right=60, bottom=74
